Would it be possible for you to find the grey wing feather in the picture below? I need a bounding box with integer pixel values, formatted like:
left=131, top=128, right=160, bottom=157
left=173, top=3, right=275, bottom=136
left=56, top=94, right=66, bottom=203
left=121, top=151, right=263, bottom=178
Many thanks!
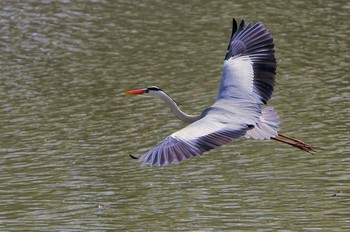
left=139, top=111, right=248, bottom=166
left=220, top=18, right=276, bottom=104
left=137, top=18, right=278, bottom=167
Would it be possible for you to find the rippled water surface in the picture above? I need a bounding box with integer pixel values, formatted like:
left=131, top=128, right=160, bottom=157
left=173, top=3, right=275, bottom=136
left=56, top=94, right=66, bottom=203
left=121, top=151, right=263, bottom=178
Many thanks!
left=0, top=0, right=349, bottom=231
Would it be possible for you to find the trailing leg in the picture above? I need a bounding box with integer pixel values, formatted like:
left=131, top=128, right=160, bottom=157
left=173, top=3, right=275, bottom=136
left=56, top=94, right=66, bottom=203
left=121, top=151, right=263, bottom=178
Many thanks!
left=272, top=133, right=316, bottom=153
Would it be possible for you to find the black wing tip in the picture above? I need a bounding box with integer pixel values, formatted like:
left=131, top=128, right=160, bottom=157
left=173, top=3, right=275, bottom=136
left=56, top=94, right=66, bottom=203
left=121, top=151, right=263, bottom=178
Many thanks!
left=232, top=18, right=238, bottom=34
left=227, top=18, right=238, bottom=51
left=225, top=18, right=247, bottom=60
left=229, top=18, right=242, bottom=41
left=129, top=154, right=139, bottom=159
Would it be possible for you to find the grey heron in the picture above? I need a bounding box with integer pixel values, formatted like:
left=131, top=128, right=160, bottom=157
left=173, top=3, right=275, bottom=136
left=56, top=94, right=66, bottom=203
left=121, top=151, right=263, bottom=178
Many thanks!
left=124, top=18, right=316, bottom=166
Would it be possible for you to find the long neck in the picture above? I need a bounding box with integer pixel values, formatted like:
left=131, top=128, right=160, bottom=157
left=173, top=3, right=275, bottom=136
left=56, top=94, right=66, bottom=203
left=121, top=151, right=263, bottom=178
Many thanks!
left=151, top=91, right=203, bottom=123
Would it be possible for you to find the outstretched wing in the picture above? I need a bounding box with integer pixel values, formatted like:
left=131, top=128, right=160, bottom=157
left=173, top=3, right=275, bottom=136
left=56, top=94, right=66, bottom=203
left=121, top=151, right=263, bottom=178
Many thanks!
left=139, top=110, right=249, bottom=166
left=217, top=18, right=276, bottom=104
left=135, top=18, right=277, bottom=167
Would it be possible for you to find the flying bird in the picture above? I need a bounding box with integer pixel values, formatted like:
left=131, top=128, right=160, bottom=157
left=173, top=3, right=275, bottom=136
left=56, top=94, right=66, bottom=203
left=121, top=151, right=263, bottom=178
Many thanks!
left=123, top=18, right=315, bottom=166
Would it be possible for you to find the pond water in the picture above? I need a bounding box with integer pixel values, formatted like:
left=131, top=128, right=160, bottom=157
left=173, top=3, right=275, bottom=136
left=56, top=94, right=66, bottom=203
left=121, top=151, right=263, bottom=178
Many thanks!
left=0, top=0, right=349, bottom=231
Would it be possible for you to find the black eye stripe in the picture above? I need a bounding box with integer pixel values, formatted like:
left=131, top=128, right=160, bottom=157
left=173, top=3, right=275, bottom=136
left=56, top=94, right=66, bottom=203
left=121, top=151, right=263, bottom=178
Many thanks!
left=147, top=87, right=161, bottom=91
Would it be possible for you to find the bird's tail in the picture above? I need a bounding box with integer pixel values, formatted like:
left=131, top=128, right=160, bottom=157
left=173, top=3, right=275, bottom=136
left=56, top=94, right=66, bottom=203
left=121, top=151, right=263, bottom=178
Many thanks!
left=245, top=107, right=281, bottom=140
left=272, top=133, right=316, bottom=153
left=244, top=107, right=316, bottom=153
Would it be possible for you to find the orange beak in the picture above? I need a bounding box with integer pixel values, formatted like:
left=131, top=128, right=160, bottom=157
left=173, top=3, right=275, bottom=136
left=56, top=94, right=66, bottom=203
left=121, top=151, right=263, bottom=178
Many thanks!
left=123, top=89, right=145, bottom=95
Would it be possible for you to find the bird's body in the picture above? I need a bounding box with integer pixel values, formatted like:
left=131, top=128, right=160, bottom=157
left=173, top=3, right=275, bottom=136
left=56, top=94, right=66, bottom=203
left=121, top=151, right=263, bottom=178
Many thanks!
left=124, top=18, right=315, bottom=166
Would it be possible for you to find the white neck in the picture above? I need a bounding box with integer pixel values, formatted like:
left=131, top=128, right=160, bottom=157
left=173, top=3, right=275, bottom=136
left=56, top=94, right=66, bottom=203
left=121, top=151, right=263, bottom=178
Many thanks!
left=149, top=91, right=203, bottom=123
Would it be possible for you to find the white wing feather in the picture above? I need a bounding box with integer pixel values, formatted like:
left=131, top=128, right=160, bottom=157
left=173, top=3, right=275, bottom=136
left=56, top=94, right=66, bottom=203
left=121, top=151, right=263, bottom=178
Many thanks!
left=139, top=110, right=248, bottom=166
left=136, top=19, right=277, bottom=166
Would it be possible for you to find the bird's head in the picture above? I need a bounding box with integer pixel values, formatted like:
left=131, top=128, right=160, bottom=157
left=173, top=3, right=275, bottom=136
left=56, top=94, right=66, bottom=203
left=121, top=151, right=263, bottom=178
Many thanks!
left=123, top=86, right=180, bottom=106
left=123, top=86, right=162, bottom=95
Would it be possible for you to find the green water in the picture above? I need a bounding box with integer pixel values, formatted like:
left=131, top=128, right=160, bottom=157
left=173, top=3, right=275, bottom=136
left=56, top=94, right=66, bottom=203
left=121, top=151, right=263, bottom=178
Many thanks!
left=0, top=0, right=349, bottom=231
